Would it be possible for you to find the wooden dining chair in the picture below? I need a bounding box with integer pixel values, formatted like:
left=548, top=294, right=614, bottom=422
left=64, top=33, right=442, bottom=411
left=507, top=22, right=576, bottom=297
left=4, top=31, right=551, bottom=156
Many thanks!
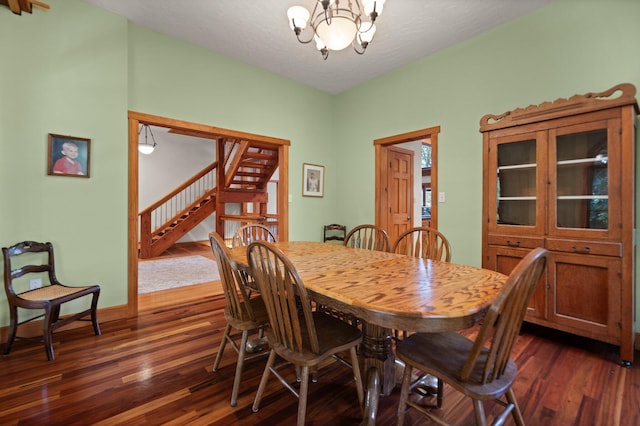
left=231, top=224, right=277, bottom=293
left=392, top=226, right=451, bottom=262
left=231, top=224, right=276, bottom=248
left=396, top=247, right=549, bottom=426
left=247, top=240, right=364, bottom=426
left=209, top=232, right=269, bottom=407
left=2, top=241, right=101, bottom=361
left=344, top=224, right=390, bottom=252
left=323, top=223, right=346, bottom=243
left=391, top=226, right=452, bottom=342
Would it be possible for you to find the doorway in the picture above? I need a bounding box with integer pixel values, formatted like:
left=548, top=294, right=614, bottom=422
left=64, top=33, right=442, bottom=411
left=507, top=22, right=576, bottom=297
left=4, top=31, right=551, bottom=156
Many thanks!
left=374, top=126, right=440, bottom=246
left=127, top=111, right=290, bottom=315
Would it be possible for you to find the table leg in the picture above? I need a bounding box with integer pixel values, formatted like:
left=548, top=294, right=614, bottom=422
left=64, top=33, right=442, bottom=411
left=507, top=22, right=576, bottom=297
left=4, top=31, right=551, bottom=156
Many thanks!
left=361, top=322, right=395, bottom=396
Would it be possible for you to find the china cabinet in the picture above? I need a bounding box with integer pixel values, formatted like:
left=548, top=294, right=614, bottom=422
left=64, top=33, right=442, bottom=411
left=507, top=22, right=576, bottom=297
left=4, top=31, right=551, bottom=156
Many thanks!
left=480, top=83, right=638, bottom=365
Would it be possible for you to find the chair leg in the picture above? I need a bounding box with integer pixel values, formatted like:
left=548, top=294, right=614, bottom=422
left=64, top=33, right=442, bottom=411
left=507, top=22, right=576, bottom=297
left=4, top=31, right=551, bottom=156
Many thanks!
left=505, top=388, right=525, bottom=426
left=3, top=306, right=18, bottom=355
left=213, top=323, right=231, bottom=372
left=297, top=365, right=310, bottom=426
left=252, top=350, right=276, bottom=413
left=90, top=291, right=101, bottom=335
left=472, top=399, right=488, bottom=426
left=230, top=330, right=249, bottom=407
left=396, top=360, right=412, bottom=426
left=43, top=307, right=55, bottom=361
left=349, top=346, right=364, bottom=411
left=436, top=378, right=444, bottom=408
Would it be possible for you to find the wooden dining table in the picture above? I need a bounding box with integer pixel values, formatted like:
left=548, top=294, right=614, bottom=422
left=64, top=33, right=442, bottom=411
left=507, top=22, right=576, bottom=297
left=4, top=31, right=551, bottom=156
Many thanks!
left=229, top=241, right=507, bottom=423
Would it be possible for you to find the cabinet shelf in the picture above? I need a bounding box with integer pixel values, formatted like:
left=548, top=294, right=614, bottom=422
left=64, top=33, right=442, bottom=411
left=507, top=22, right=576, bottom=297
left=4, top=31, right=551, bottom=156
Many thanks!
left=497, top=163, right=536, bottom=171
left=557, top=157, right=608, bottom=166
left=556, top=195, right=608, bottom=200
left=498, top=196, right=536, bottom=201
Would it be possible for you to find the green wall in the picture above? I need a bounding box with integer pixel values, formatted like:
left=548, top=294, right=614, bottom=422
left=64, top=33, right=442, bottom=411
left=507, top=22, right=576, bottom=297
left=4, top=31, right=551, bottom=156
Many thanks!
left=1, top=0, right=129, bottom=317
left=1, top=0, right=639, bottom=330
left=335, top=0, right=640, bottom=266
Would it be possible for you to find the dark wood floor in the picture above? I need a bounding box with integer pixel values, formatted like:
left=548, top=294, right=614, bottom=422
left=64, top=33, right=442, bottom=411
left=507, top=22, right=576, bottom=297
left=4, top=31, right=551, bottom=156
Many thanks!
left=2, top=243, right=639, bottom=425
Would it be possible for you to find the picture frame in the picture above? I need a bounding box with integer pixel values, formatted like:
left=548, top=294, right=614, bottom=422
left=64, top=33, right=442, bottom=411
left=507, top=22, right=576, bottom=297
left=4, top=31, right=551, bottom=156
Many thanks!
left=47, top=134, right=91, bottom=178
left=302, top=163, right=324, bottom=197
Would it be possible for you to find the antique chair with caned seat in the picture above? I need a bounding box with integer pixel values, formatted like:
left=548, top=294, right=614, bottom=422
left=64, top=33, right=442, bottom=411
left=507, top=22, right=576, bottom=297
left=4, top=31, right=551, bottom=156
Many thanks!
left=247, top=240, right=364, bottom=426
left=209, top=232, right=269, bottom=407
left=396, top=247, right=549, bottom=426
left=322, top=223, right=346, bottom=243
left=391, top=226, right=451, bottom=262
left=2, top=240, right=101, bottom=361
left=344, top=224, right=390, bottom=252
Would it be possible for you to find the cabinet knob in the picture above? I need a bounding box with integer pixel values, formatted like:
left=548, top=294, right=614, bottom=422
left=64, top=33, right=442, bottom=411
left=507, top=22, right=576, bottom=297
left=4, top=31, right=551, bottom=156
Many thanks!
left=506, top=240, right=521, bottom=248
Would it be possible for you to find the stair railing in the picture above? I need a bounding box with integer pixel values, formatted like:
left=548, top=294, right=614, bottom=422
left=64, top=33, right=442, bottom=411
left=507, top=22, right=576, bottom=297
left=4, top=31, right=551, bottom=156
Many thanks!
left=139, top=162, right=217, bottom=246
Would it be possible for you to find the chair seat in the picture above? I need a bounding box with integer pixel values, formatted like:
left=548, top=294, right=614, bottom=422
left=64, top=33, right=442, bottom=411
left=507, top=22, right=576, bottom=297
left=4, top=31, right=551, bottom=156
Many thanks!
left=268, top=312, right=362, bottom=366
left=397, top=330, right=518, bottom=400
left=18, top=284, right=98, bottom=302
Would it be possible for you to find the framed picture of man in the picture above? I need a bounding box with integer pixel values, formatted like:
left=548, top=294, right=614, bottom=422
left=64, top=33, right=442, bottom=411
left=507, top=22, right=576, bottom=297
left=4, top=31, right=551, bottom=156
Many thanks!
left=302, top=163, right=324, bottom=197
left=47, top=134, right=91, bottom=178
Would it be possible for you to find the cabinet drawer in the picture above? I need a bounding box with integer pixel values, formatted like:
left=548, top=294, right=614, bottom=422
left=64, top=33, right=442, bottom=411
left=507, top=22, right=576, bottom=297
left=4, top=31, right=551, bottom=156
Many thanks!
left=487, top=234, right=544, bottom=249
left=546, top=238, right=621, bottom=257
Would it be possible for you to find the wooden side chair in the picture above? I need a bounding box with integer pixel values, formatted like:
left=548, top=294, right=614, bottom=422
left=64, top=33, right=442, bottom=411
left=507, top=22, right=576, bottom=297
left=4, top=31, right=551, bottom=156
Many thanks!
left=396, top=247, right=549, bottom=426
left=2, top=241, right=101, bottom=361
left=231, top=224, right=276, bottom=248
left=323, top=223, right=346, bottom=243
left=392, top=226, right=452, bottom=262
left=247, top=240, right=364, bottom=426
left=209, top=232, right=269, bottom=407
left=344, top=224, right=390, bottom=252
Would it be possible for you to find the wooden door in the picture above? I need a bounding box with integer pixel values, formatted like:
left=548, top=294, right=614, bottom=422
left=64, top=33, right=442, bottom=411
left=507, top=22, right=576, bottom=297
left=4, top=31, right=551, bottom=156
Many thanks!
left=386, top=147, right=413, bottom=245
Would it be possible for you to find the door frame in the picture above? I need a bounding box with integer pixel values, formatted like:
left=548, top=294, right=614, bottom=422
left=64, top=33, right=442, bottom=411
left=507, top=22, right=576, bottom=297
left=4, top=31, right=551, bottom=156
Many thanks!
left=374, top=126, right=440, bottom=239
left=127, top=111, right=289, bottom=315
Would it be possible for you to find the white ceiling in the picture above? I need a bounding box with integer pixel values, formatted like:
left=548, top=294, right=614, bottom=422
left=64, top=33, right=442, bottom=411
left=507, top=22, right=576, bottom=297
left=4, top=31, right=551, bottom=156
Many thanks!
left=82, top=0, right=557, bottom=94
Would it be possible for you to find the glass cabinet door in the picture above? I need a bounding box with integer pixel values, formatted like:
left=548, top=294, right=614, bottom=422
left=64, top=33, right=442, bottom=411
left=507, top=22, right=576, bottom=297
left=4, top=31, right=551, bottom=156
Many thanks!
left=549, top=119, right=620, bottom=238
left=488, top=131, right=546, bottom=235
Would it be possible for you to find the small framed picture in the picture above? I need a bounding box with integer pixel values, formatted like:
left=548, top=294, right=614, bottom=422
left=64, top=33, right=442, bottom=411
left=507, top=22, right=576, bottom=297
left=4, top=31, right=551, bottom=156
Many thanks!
left=47, top=134, right=91, bottom=178
left=302, top=163, right=324, bottom=197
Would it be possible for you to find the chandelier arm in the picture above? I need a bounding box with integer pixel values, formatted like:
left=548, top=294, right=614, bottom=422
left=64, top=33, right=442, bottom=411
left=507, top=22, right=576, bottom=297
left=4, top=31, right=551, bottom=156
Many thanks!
left=294, top=28, right=315, bottom=45
left=353, top=42, right=367, bottom=55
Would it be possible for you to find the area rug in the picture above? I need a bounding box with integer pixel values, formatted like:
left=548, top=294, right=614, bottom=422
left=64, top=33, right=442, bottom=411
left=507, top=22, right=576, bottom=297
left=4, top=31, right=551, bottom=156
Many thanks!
left=138, top=255, right=220, bottom=294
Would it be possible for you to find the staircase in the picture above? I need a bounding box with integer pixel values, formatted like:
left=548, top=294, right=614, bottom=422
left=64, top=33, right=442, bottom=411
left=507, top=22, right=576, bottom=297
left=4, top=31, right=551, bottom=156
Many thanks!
left=138, top=138, right=279, bottom=259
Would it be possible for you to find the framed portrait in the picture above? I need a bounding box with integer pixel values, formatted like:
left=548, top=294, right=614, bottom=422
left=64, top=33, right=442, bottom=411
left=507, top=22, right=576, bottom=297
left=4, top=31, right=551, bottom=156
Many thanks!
left=47, top=134, right=91, bottom=178
left=302, top=163, right=324, bottom=197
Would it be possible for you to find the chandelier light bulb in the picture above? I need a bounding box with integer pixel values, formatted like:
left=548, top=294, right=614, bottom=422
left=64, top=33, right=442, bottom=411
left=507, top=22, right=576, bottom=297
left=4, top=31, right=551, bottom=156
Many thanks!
left=358, top=21, right=376, bottom=43
left=287, top=6, right=310, bottom=30
left=138, top=144, right=155, bottom=155
left=314, top=34, right=326, bottom=50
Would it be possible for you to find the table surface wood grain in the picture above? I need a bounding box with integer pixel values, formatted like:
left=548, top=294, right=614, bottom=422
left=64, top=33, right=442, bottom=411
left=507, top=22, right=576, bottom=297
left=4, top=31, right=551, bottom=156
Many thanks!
left=230, top=241, right=507, bottom=333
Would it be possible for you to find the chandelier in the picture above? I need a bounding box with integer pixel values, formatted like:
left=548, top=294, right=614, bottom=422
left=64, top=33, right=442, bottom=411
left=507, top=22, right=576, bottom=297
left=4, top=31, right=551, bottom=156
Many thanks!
left=138, top=124, right=157, bottom=155
left=286, top=0, right=385, bottom=60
